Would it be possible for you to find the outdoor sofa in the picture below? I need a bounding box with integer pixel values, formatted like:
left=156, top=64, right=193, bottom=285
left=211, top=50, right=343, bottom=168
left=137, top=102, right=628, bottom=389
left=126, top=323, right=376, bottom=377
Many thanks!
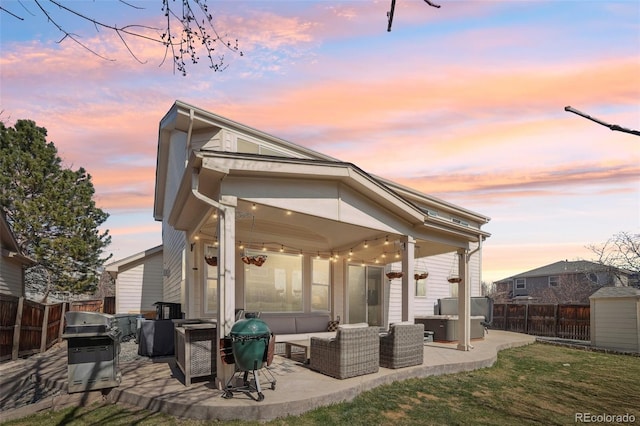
left=260, top=313, right=338, bottom=354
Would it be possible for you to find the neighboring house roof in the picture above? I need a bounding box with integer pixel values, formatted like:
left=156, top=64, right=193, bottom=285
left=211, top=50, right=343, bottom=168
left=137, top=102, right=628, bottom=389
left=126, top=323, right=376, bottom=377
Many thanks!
left=590, top=286, right=640, bottom=299
left=496, top=260, right=624, bottom=283
left=105, top=245, right=163, bottom=278
left=0, top=211, right=34, bottom=266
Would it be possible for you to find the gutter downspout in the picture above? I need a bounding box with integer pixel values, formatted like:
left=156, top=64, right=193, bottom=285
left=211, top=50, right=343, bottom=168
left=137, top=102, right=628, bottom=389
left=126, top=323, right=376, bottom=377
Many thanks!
left=191, top=168, right=237, bottom=389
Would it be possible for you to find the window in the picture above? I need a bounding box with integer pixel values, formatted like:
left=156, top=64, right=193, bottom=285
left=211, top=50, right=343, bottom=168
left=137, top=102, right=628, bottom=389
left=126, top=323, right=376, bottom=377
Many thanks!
left=244, top=250, right=303, bottom=312
left=204, top=247, right=217, bottom=314
left=452, top=217, right=469, bottom=227
left=515, top=278, right=525, bottom=290
left=311, top=258, right=330, bottom=311
left=549, top=276, right=559, bottom=287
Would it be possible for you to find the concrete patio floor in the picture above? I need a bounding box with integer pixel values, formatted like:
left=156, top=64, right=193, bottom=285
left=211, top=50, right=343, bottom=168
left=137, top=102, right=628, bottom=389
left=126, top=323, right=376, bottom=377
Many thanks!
left=0, top=330, right=535, bottom=422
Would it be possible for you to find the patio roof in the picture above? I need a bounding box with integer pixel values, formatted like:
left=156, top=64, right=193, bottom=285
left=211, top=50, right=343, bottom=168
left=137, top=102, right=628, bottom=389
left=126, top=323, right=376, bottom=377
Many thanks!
left=168, top=151, right=480, bottom=259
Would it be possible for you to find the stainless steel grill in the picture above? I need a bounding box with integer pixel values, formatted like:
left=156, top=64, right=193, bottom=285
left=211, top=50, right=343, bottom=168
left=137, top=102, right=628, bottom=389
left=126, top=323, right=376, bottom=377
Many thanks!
left=62, top=311, right=122, bottom=393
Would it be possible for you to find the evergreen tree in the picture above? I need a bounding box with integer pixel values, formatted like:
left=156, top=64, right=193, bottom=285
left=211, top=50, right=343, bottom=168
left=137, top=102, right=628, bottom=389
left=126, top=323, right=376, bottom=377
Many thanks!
left=0, top=119, right=112, bottom=298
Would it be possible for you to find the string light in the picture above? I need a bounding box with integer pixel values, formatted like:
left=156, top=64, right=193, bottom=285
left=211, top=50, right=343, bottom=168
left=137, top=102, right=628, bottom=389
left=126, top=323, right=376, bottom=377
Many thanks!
left=239, top=241, right=244, bottom=249
left=252, top=203, right=257, bottom=210
left=280, top=245, right=284, bottom=252
left=364, top=240, right=368, bottom=248
left=384, top=235, right=389, bottom=245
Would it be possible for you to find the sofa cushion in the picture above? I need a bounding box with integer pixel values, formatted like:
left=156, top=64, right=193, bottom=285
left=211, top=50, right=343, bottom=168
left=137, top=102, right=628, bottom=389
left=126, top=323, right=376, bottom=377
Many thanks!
left=338, top=322, right=369, bottom=330
left=295, top=315, right=330, bottom=333
left=262, top=316, right=297, bottom=335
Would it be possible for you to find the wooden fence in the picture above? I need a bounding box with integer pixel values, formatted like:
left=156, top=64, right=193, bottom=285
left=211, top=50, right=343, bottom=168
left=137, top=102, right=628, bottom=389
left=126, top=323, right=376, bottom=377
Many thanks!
left=492, top=303, right=590, bottom=341
left=0, top=295, right=115, bottom=362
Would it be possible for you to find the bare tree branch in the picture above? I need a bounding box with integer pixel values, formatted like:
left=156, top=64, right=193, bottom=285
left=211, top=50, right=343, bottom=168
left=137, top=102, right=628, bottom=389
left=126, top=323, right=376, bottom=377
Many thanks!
left=1, top=0, right=243, bottom=75
left=565, top=106, right=640, bottom=137
left=0, top=5, right=25, bottom=20
left=388, top=0, right=441, bottom=32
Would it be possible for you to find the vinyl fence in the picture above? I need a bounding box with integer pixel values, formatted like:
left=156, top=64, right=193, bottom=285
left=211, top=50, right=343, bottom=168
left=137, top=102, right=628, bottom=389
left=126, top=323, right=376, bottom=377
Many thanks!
left=492, top=303, right=590, bottom=341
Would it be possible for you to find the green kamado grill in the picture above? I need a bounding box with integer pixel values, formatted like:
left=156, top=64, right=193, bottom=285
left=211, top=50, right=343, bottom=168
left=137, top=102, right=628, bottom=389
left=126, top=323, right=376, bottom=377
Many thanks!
left=223, top=316, right=276, bottom=401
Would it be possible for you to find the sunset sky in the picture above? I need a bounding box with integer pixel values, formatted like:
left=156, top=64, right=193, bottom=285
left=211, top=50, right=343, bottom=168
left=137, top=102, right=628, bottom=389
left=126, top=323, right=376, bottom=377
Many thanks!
left=1, top=1, right=638, bottom=283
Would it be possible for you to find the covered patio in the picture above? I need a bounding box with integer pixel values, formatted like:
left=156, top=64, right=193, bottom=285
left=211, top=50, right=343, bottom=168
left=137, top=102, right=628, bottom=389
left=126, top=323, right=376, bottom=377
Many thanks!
left=154, top=101, right=491, bottom=387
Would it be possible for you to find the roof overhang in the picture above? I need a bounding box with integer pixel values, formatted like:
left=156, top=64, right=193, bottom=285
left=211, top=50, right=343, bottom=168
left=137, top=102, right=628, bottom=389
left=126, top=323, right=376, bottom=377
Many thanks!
left=105, top=245, right=163, bottom=278
left=169, top=151, right=425, bottom=232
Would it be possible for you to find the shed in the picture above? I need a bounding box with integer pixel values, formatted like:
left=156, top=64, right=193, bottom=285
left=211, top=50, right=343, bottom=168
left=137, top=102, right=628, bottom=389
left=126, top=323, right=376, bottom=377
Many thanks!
left=105, top=245, right=163, bottom=316
left=589, top=287, right=640, bottom=353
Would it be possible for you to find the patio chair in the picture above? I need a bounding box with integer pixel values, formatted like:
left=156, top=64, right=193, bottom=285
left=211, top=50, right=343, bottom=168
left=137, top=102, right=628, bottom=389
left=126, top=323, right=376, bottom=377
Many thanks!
left=309, top=323, right=380, bottom=379
left=379, top=323, right=425, bottom=369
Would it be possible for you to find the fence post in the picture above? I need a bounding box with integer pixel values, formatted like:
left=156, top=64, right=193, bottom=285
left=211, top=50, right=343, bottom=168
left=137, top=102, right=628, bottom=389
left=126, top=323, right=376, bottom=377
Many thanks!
left=58, top=302, right=66, bottom=343
left=553, top=304, right=559, bottom=337
left=524, top=304, right=529, bottom=334
left=11, top=297, right=24, bottom=361
left=40, top=304, right=50, bottom=353
left=503, top=304, right=508, bottom=330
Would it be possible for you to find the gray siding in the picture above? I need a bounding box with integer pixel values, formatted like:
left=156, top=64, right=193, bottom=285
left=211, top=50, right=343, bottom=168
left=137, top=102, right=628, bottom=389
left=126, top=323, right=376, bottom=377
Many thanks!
left=162, top=131, right=188, bottom=305
left=0, top=257, right=24, bottom=297
left=116, top=252, right=164, bottom=314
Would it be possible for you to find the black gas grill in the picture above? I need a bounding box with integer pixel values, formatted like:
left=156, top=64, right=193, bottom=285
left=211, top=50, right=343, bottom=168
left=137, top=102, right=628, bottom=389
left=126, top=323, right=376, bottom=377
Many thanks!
left=62, top=311, right=122, bottom=393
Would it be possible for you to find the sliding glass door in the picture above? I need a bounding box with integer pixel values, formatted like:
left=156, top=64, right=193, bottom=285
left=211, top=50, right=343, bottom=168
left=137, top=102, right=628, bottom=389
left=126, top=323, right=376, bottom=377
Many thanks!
left=348, top=264, right=384, bottom=326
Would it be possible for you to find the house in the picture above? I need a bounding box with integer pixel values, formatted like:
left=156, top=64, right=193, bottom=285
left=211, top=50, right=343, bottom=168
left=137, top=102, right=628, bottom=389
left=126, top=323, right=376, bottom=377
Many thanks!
left=105, top=245, right=164, bottom=316
left=590, top=286, right=640, bottom=353
left=494, top=260, right=632, bottom=303
left=0, top=211, right=34, bottom=297
left=153, top=101, right=491, bottom=385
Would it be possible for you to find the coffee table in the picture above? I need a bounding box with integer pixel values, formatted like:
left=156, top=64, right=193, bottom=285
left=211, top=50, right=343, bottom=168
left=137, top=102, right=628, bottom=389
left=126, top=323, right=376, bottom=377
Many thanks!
left=284, top=340, right=310, bottom=363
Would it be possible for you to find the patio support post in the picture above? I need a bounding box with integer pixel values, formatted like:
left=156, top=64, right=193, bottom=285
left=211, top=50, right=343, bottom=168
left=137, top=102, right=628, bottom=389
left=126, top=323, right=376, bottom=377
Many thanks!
left=216, top=195, right=237, bottom=389
left=456, top=249, right=471, bottom=351
left=401, top=236, right=415, bottom=322
left=191, top=169, right=237, bottom=388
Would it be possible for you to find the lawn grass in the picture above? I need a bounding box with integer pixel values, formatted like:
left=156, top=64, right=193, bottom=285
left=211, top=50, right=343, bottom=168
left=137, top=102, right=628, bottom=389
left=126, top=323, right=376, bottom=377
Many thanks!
left=3, top=343, right=639, bottom=425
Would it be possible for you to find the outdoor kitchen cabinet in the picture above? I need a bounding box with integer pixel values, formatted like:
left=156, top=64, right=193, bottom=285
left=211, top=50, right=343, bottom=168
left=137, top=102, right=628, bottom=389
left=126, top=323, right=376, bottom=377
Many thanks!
left=174, top=322, right=217, bottom=386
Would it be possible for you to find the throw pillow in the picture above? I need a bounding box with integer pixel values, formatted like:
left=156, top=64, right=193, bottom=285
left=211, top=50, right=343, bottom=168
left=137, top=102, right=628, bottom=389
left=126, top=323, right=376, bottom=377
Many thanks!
left=327, top=320, right=340, bottom=332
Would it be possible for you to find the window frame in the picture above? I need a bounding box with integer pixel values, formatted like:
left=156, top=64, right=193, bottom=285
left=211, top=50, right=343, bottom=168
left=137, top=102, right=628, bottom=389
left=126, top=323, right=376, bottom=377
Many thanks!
left=515, top=278, right=526, bottom=290
left=311, top=257, right=331, bottom=312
